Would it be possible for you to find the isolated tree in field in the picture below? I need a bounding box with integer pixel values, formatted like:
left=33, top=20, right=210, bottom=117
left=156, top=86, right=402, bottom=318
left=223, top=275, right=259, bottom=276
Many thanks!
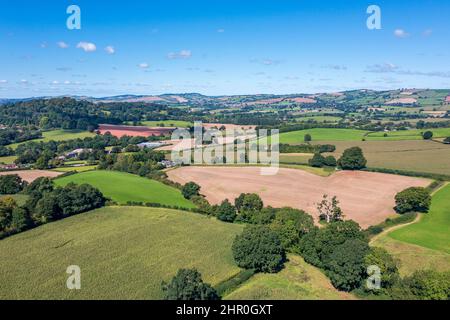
left=0, top=174, right=27, bottom=195
left=304, top=134, right=312, bottom=142
left=422, top=131, right=433, bottom=140
left=216, top=199, right=237, bottom=222
left=309, top=153, right=326, bottom=168
left=162, top=268, right=219, bottom=300
left=394, top=187, right=431, bottom=214
left=317, top=195, right=344, bottom=223
left=323, top=155, right=337, bottom=167
left=326, top=239, right=370, bottom=291
left=232, top=225, right=286, bottom=273
left=338, top=147, right=367, bottom=170
left=181, top=182, right=201, bottom=199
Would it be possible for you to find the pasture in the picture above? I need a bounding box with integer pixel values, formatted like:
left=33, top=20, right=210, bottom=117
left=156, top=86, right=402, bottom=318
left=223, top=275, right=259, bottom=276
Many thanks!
left=388, top=183, right=450, bottom=254
left=54, top=170, right=195, bottom=208
left=141, top=120, right=192, bottom=128
left=278, top=128, right=369, bottom=143
left=52, top=165, right=98, bottom=173
left=0, top=155, right=17, bottom=164
left=167, top=166, right=429, bottom=228
left=224, top=255, right=354, bottom=300
left=325, top=140, right=450, bottom=176
left=0, top=207, right=243, bottom=299
left=365, top=128, right=450, bottom=141
left=7, top=130, right=96, bottom=149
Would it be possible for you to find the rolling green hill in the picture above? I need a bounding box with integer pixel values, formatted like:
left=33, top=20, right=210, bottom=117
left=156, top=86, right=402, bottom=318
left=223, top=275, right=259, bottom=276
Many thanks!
left=54, top=170, right=195, bottom=208
left=0, top=207, right=243, bottom=299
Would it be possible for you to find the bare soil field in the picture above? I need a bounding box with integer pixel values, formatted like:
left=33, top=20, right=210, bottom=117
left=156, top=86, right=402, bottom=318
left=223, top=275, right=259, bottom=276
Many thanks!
left=98, top=124, right=175, bottom=138
left=0, top=170, right=63, bottom=183
left=167, top=166, right=430, bottom=228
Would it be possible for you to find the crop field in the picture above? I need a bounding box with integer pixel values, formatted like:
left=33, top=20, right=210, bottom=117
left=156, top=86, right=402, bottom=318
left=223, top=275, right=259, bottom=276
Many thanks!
left=0, top=207, right=243, bottom=299
left=54, top=170, right=195, bottom=208
left=224, top=255, right=354, bottom=300
left=278, top=128, right=369, bottom=143
left=167, top=166, right=429, bottom=228
left=388, top=184, right=450, bottom=254
left=0, top=170, right=62, bottom=182
left=98, top=124, right=175, bottom=138
left=325, top=140, right=450, bottom=175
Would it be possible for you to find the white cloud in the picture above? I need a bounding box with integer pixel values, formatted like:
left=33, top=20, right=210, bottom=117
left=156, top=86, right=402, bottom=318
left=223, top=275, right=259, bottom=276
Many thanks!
left=422, top=29, right=433, bottom=37
left=0, top=80, right=7, bottom=84
left=138, top=62, right=150, bottom=69
left=57, top=41, right=69, bottom=49
left=19, top=79, right=28, bottom=84
left=40, top=42, right=48, bottom=48
left=105, top=46, right=115, bottom=55
left=52, top=80, right=60, bottom=85
left=394, top=29, right=409, bottom=38
left=76, top=42, right=97, bottom=52
left=167, top=49, right=192, bottom=59
left=366, top=63, right=398, bottom=73
left=217, top=28, right=225, bottom=33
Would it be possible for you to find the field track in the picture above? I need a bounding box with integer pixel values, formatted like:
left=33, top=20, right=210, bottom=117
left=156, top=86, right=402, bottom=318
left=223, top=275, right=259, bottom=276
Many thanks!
left=167, top=166, right=430, bottom=228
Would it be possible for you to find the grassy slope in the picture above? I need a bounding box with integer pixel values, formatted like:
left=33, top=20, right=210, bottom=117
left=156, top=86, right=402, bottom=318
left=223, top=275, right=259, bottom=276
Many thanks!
left=7, top=130, right=96, bottom=149
left=52, top=165, right=98, bottom=173
left=279, top=128, right=368, bottom=143
left=366, top=128, right=450, bottom=141
left=54, top=170, right=195, bottom=208
left=224, top=255, right=354, bottom=300
left=0, top=155, right=17, bottom=164
left=0, top=207, right=243, bottom=299
left=388, top=183, right=450, bottom=254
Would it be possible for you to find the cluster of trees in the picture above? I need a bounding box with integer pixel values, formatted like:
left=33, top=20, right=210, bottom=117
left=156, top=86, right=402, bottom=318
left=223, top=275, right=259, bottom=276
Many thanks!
left=98, top=149, right=165, bottom=177
left=422, top=131, right=433, bottom=140
left=0, top=127, right=42, bottom=147
left=309, top=153, right=337, bottom=168
left=162, top=269, right=219, bottom=300
left=279, top=143, right=336, bottom=154
left=0, top=176, right=106, bottom=239
left=337, top=147, right=367, bottom=170
left=395, top=187, right=431, bottom=214
left=0, top=98, right=120, bottom=129
left=0, top=174, right=28, bottom=194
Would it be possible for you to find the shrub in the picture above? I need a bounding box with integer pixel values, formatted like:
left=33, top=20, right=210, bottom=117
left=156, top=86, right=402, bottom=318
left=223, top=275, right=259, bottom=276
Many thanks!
left=162, top=268, right=219, bottom=300
left=216, top=199, right=237, bottom=222
left=338, top=147, right=367, bottom=170
left=232, top=225, right=286, bottom=273
left=304, top=134, right=312, bottom=142
left=395, top=187, right=431, bottom=214
left=422, top=131, right=433, bottom=140
left=181, top=182, right=201, bottom=199
left=309, top=153, right=326, bottom=168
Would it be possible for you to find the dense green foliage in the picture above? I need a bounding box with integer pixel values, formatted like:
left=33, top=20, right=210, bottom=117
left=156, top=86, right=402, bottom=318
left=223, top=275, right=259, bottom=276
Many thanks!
left=389, top=270, right=450, bottom=300
left=181, top=182, right=201, bottom=199
left=162, top=268, right=219, bottom=300
left=395, top=187, right=431, bottom=214
left=338, top=147, right=367, bottom=170
left=215, top=199, right=237, bottom=222
left=422, top=131, right=433, bottom=140
left=0, top=127, right=42, bottom=146
left=279, top=143, right=336, bottom=154
left=0, top=174, right=27, bottom=194
left=234, top=193, right=264, bottom=222
left=232, top=225, right=286, bottom=273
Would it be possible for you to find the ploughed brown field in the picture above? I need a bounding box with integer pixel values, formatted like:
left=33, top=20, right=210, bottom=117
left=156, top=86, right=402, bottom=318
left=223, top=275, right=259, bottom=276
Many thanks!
left=167, top=166, right=430, bottom=228
left=0, top=170, right=63, bottom=183
left=98, top=124, right=175, bottom=138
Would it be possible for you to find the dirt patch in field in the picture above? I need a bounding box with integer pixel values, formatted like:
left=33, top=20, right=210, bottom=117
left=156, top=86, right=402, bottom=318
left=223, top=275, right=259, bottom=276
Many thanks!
left=0, top=170, right=63, bottom=183
left=98, top=124, right=175, bottom=138
left=167, top=166, right=430, bottom=228
left=385, top=98, right=417, bottom=105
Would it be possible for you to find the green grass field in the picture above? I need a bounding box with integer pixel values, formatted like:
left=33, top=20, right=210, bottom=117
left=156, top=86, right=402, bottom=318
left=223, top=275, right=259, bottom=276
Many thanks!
left=0, top=206, right=243, bottom=299
left=224, top=255, right=354, bottom=300
left=7, top=130, right=96, bottom=149
left=52, top=165, right=98, bottom=173
left=141, top=120, right=192, bottom=128
left=366, top=128, right=450, bottom=141
left=0, top=155, right=17, bottom=164
left=278, top=128, right=369, bottom=143
left=54, top=170, right=195, bottom=208
left=388, top=183, right=450, bottom=254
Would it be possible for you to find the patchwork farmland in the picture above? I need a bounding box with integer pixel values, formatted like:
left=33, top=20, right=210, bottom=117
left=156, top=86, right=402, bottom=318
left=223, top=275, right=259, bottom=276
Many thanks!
left=98, top=124, right=175, bottom=138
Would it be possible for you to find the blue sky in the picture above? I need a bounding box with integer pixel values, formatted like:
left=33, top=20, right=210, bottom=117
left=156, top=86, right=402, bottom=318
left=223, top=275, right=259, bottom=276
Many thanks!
left=0, top=0, right=449, bottom=98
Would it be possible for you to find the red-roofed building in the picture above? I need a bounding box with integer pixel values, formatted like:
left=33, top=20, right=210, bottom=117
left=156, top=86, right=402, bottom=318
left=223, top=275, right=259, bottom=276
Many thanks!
left=445, top=95, right=450, bottom=104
